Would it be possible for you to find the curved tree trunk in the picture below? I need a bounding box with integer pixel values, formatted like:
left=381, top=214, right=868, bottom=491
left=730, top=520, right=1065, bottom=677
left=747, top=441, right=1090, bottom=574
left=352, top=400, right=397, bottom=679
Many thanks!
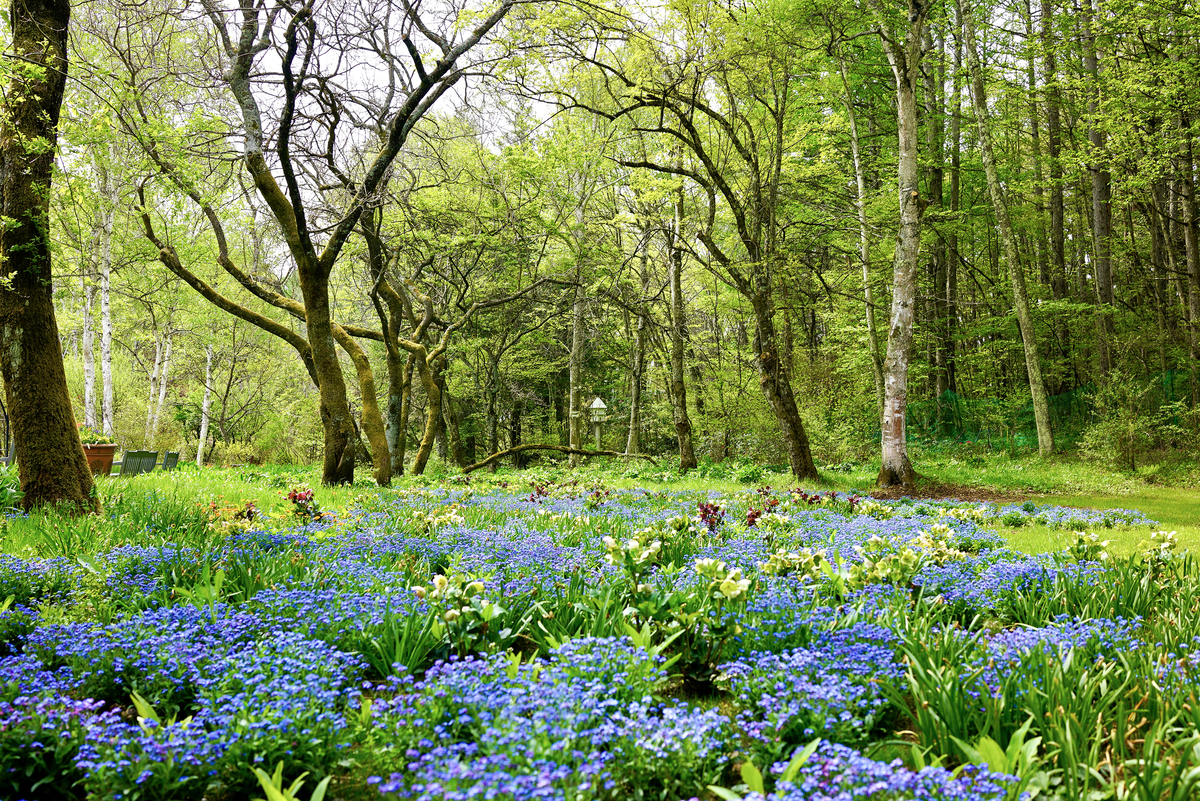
left=409, top=356, right=441, bottom=476
left=297, top=266, right=355, bottom=484
left=751, top=295, right=818, bottom=480
left=333, top=327, right=392, bottom=485
left=0, top=0, right=97, bottom=513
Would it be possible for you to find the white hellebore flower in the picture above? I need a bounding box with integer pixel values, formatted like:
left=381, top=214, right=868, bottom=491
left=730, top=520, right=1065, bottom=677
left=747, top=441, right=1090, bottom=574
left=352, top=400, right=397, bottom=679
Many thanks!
left=719, top=572, right=750, bottom=600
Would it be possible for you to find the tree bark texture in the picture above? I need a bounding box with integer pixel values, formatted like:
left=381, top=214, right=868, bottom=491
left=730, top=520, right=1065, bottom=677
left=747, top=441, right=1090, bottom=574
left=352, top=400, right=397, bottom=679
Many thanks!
left=95, top=149, right=116, bottom=437
left=333, top=327, right=391, bottom=485
left=82, top=281, right=96, bottom=428
left=870, top=0, right=928, bottom=488
left=0, top=0, right=97, bottom=513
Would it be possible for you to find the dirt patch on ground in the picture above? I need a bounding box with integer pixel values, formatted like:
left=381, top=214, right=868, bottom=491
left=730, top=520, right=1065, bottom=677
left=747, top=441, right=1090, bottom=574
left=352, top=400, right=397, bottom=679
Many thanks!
left=868, top=478, right=1041, bottom=505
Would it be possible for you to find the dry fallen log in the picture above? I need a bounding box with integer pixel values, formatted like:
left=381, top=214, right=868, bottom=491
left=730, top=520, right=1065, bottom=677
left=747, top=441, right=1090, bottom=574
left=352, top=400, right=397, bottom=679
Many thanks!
left=462, top=445, right=658, bottom=474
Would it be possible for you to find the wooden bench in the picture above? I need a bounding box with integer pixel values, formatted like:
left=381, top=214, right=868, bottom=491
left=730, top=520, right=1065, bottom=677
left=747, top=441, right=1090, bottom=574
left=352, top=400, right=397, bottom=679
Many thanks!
left=110, top=450, right=181, bottom=475
left=113, top=450, right=158, bottom=477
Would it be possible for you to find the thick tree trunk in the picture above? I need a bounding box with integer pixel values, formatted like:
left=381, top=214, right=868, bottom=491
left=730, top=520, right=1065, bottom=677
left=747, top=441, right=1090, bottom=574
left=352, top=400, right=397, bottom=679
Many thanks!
left=751, top=294, right=818, bottom=480
left=668, top=187, right=698, bottom=471
left=872, top=0, right=928, bottom=488
left=333, top=327, right=391, bottom=485
left=626, top=315, right=646, bottom=455
left=1179, top=114, right=1200, bottom=395
left=0, top=0, right=97, bottom=513
left=959, top=0, right=1055, bottom=456
left=297, top=264, right=355, bottom=484
left=197, top=345, right=213, bottom=466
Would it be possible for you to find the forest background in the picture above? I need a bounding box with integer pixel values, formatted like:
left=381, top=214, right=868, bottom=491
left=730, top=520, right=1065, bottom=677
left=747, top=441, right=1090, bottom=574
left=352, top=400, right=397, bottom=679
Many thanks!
left=24, top=0, right=1200, bottom=486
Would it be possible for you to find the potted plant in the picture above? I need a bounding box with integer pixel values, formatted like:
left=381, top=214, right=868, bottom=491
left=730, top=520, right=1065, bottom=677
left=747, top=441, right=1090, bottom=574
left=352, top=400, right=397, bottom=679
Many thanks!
left=78, top=425, right=119, bottom=475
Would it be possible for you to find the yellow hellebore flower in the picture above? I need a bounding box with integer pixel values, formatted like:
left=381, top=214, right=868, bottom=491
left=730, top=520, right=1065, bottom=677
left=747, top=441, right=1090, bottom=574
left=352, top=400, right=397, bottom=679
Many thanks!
left=412, top=586, right=427, bottom=600
left=719, top=574, right=749, bottom=600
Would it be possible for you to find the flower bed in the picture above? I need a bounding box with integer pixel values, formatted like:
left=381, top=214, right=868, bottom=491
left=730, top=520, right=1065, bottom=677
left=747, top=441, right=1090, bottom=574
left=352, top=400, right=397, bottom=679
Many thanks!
left=0, top=478, right=1195, bottom=801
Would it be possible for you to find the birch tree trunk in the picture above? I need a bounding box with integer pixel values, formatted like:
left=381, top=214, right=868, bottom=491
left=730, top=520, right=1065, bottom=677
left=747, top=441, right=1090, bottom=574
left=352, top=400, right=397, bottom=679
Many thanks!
left=958, top=0, right=1055, bottom=456
left=82, top=281, right=97, bottom=428
left=197, top=345, right=213, bottom=466
left=150, top=335, right=172, bottom=445
left=95, top=153, right=117, bottom=437
left=868, top=0, right=929, bottom=488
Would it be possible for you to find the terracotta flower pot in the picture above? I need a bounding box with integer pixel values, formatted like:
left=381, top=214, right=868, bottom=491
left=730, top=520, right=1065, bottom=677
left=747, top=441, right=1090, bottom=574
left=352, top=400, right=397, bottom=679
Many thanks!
left=82, top=442, right=119, bottom=475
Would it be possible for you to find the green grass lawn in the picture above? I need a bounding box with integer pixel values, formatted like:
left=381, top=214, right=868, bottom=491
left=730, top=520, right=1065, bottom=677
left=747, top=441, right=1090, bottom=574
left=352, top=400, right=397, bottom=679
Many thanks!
left=4, top=452, right=1198, bottom=560
left=993, top=486, right=1200, bottom=556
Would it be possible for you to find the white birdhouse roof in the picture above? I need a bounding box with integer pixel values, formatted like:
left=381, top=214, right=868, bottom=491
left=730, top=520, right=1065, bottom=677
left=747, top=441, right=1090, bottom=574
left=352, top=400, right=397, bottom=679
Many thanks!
left=589, top=397, right=607, bottom=409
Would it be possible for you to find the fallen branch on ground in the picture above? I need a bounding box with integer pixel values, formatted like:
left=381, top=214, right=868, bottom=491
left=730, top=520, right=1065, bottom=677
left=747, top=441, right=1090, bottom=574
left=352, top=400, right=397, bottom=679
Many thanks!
left=462, top=445, right=658, bottom=474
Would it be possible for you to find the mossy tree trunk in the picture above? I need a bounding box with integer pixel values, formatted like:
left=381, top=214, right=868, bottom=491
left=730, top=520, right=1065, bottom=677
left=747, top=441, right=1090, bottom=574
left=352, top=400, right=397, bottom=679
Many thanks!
left=0, top=0, right=98, bottom=513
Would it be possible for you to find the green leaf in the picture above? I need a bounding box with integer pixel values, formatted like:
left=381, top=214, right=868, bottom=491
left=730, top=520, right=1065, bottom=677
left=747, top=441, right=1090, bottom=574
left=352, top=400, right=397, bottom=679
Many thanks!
left=130, top=692, right=160, bottom=726
left=781, top=739, right=822, bottom=782
left=740, top=760, right=764, bottom=795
